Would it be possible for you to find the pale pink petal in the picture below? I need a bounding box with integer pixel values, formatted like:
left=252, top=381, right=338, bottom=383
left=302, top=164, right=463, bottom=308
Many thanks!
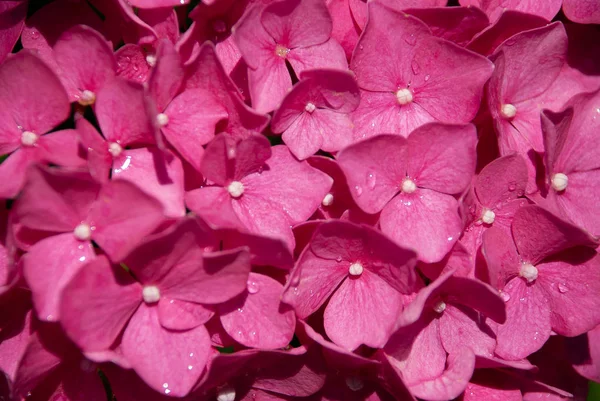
left=538, top=250, right=600, bottom=337
left=380, top=189, right=463, bottom=263
left=261, top=0, right=332, bottom=49
left=53, top=25, right=116, bottom=103
left=112, top=148, right=185, bottom=218
left=219, top=272, right=295, bottom=349
left=88, top=180, right=165, bottom=262
left=23, top=234, right=95, bottom=322
left=324, top=268, right=405, bottom=350
left=406, top=123, right=477, bottom=194
left=337, top=134, right=407, bottom=214
left=121, top=303, right=210, bottom=397
left=60, top=256, right=142, bottom=351
left=494, top=277, right=551, bottom=360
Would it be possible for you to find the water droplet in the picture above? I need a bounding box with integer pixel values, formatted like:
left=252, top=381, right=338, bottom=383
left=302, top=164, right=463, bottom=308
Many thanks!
left=188, top=365, right=193, bottom=370
left=504, top=38, right=517, bottom=46
left=336, top=256, right=343, bottom=262
left=189, top=352, right=194, bottom=357
left=519, top=297, right=527, bottom=303
left=30, top=30, right=40, bottom=39
left=447, top=236, right=454, bottom=241
left=411, top=60, right=420, bottom=75
left=500, top=291, right=511, bottom=302
left=424, top=74, right=431, bottom=82
left=247, top=280, right=259, bottom=294
left=237, top=308, right=244, bottom=313
left=508, top=183, right=517, bottom=192
left=366, top=172, right=376, bottom=188
left=165, top=389, right=171, bottom=395
left=558, top=283, right=569, bottom=293
left=354, top=185, right=363, bottom=196
left=404, top=34, right=416, bottom=45
left=163, top=383, right=169, bottom=389
left=250, top=331, right=256, bottom=336
left=293, top=287, right=299, bottom=294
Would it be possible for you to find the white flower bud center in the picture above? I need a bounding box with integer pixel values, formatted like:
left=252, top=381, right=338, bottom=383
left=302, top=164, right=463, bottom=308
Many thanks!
left=78, top=90, right=96, bottom=106
left=519, top=263, right=538, bottom=283
left=142, top=285, right=161, bottom=303
left=216, top=386, right=235, bottom=401
left=108, top=142, right=123, bottom=157
left=73, top=223, right=92, bottom=241
left=396, top=88, right=413, bottom=105
left=156, top=113, right=169, bottom=127
left=21, top=131, right=38, bottom=146
left=146, top=54, right=157, bottom=67
left=402, top=178, right=416, bottom=193
left=227, top=181, right=244, bottom=198
left=500, top=103, right=517, bottom=119
left=349, top=262, right=363, bottom=276
left=481, top=208, right=495, bottom=225
left=322, top=193, right=334, bottom=206
left=345, top=377, right=364, bottom=391
left=305, top=102, right=316, bottom=113
left=551, top=173, right=568, bottom=192
left=433, top=301, right=446, bottom=313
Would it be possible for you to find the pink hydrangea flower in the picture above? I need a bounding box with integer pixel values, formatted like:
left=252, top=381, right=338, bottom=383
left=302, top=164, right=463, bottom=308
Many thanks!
left=459, top=0, right=562, bottom=21
left=350, top=2, right=493, bottom=139
left=482, top=205, right=600, bottom=360
left=233, top=0, right=348, bottom=112
left=338, top=123, right=476, bottom=263
left=283, top=220, right=418, bottom=350
left=271, top=69, right=360, bottom=160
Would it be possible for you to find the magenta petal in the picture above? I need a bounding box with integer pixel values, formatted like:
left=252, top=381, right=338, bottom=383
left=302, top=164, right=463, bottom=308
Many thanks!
left=37, top=129, right=87, bottom=168
left=324, top=269, right=404, bottom=350
left=282, top=248, right=348, bottom=319
left=0, top=2, right=26, bottom=64
left=13, top=332, right=62, bottom=398
left=408, top=347, right=476, bottom=401
left=219, top=272, right=295, bottom=349
left=53, top=25, right=116, bottom=103
left=23, top=234, right=95, bottom=322
left=0, top=149, right=38, bottom=200
left=185, top=187, right=244, bottom=230
left=511, top=205, right=597, bottom=265
left=406, top=123, right=477, bottom=194
left=112, top=148, right=185, bottom=219
left=261, top=0, right=332, bottom=49
left=464, top=382, right=522, bottom=401
left=562, top=0, right=600, bottom=23
left=381, top=189, right=463, bottom=263
left=475, top=154, right=528, bottom=207
left=286, top=38, right=348, bottom=75
left=439, top=305, right=496, bottom=357
left=538, top=251, right=600, bottom=337
left=95, top=78, right=156, bottom=146
left=89, top=180, right=165, bottom=262
left=122, top=304, right=210, bottom=397
left=115, top=44, right=152, bottom=84
left=14, top=167, right=99, bottom=234
left=60, top=256, right=142, bottom=352
left=158, top=298, right=214, bottom=331
left=495, top=277, right=551, bottom=360
left=461, top=0, right=561, bottom=21
left=338, top=134, right=407, bottom=214
left=75, top=117, right=112, bottom=183
left=481, top=226, right=522, bottom=289
left=247, top=53, right=292, bottom=113
left=0, top=52, right=69, bottom=136
left=162, top=89, right=228, bottom=171
left=148, top=39, right=184, bottom=113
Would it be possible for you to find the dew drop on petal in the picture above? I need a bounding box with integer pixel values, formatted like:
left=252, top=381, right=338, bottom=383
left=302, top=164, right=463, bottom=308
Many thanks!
left=404, top=33, right=416, bottom=45
left=411, top=59, right=420, bottom=75
left=354, top=185, right=363, bottom=196
left=163, top=383, right=169, bottom=389
left=500, top=291, right=511, bottom=302
left=237, top=308, right=244, bottom=313
left=336, top=256, right=343, bottom=263
left=558, top=283, right=569, bottom=293
left=366, top=172, right=377, bottom=189
left=247, top=280, right=259, bottom=294
left=424, top=74, right=431, bottom=82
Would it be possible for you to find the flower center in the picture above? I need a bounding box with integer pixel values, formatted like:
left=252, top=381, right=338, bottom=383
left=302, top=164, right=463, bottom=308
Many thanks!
left=108, top=142, right=123, bottom=157
left=345, top=377, right=364, bottom=391
left=401, top=178, right=416, bottom=193
left=227, top=181, right=244, bottom=198
left=78, top=90, right=96, bottom=106
left=481, top=208, right=495, bottom=224
left=433, top=300, right=446, bottom=313
left=21, top=131, right=38, bottom=146
left=146, top=54, right=157, bottom=67
left=73, top=223, right=92, bottom=241
left=322, top=193, right=334, bottom=207
left=519, top=263, right=538, bottom=283
left=275, top=44, right=290, bottom=58
left=500, top=103, right=517, bottom=119
left=305, top=102, right=316, bottom=113
left=216, top=386, right=235, bottom=401
left=551, top=173, right=568, bottom=192
left=142, top=285, right=161, bottom=303
left=396, top=88, right=413, bottom=105
left=156, top=113, right=169, bottom=127
left=349, top=262, right=363, bottom=276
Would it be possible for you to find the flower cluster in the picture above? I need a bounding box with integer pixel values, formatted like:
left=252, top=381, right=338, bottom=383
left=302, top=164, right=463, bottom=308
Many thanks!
left=0, top=0, right=599, bottom=400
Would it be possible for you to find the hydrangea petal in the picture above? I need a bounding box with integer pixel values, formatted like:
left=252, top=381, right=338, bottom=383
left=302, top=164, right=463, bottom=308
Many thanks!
left=439, top=305, right=496, bottom=357
left=158, top=298, right=214, bottom=331
left=562, top=0, right=600, bottom=23
left=0, top=2, right=26, bottom=64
